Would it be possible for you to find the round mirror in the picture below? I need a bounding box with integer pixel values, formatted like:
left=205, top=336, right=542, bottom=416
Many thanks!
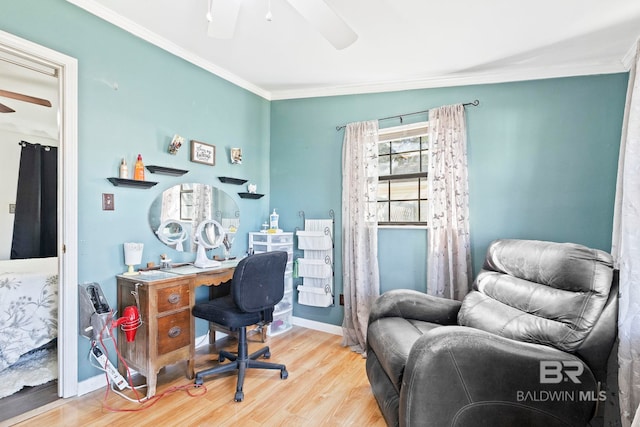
left=149, top=183, right=239, bottom=253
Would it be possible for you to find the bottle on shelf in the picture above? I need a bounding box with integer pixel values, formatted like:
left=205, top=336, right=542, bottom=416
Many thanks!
left=134, top=154, right=145, bottom=181
left=119, top=158, right=128, bottom=179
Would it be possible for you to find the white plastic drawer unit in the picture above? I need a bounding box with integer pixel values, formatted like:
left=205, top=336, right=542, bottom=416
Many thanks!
left=249, top=232, right=294, bottom=337
left=268, top=308, right=293, bottom=336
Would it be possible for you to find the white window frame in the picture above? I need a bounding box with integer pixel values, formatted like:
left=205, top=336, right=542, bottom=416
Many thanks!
left=377, top=121, right=429, bottom=227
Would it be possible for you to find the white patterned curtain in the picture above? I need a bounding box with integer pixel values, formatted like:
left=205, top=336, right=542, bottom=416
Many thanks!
left=427, top=104, right=472, bottom=301
left=342, top=120, right=380, bottom=354
left=611, top=40, right=640, bottom=427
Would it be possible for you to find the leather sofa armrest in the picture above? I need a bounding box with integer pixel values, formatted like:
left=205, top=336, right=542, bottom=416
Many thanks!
left=368, top=289, right=461, bottom=326
left=400, top=326, right=599, bottom=427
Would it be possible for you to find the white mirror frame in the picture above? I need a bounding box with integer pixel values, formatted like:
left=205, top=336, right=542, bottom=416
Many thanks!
left=0, top=30, right=79, bottom=398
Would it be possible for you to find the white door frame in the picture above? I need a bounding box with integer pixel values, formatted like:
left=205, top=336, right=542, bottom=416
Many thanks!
left=0, top=30, right=79, bottom=398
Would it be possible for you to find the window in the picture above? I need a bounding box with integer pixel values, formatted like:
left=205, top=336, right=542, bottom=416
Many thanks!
left=377, top=122, right=429, bottom=225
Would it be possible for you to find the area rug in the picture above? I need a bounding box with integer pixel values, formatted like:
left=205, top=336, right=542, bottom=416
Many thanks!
left=0, top=348, right=57, bottom=399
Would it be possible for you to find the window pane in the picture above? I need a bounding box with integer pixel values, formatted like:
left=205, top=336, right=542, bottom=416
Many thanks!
left=377, top=202, right=389, bottom=222
left=390, top=201, right=418, bottom=222
left=379, top=154, right=390, bottom=175
left=419, top=177, right=428, bottom=199
left=379, top=141, right=390, bottom=155
left=390, top=178, right=418, bottom=200
left=377, top=180, right=389, bottom=201
left=420, top=200, right=429, bottom=222
left=421, top=136, right=429, bottom=150
left=421, top=152, right=429, bottom=172
left=392, top=137, right=421, bottom=153
left=391, top=152, right=421, bottom=174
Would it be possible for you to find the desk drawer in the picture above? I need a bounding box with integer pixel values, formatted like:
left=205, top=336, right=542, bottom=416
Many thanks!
left=157, top=309, right=190, bottom=355
left=157, top=283, right=189, bottom=312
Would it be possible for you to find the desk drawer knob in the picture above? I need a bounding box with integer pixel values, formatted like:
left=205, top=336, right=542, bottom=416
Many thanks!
left=168, top=326, right=182, bottom=338
left=168, top=293, right=181, bottom=304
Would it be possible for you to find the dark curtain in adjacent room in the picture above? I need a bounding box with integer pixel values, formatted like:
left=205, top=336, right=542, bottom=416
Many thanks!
left=11, top=141, right=58, bottom=259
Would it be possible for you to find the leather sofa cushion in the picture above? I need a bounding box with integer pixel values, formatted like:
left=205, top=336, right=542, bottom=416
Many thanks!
left=458, top=239, right=613, bottom=352
left=367, top=317, right=440, bottom=392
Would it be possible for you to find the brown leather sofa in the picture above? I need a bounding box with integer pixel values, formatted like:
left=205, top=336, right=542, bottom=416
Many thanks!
left=366, top=239, right=618, bottom=427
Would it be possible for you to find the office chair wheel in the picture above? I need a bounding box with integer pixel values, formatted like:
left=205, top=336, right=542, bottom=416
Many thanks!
left=195, top=377, right=204, bottom=386
left=281, top=369, right=288, bottom=380
left=263, top=351, right=271, bottom=359
left=218, top=354, right=226, bottom=362
left=234, top=391, right=244, bottom=402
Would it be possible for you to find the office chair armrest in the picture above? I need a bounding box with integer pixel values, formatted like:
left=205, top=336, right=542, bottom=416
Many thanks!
left=401, top=326, right=598, bottom=427
left=368, top=289, right=461, bottom=326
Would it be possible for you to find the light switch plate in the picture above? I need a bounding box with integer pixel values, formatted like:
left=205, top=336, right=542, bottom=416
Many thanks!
left=102, top=193, right=114, bottom=211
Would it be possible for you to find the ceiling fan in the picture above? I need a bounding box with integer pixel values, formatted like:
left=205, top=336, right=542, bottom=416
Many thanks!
left=206, top=0, right=358, bottom=50
left=0, top=89, right=52, bottom=113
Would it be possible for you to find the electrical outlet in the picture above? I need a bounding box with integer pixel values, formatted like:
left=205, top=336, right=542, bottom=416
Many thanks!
left=102, top=193, right=114, bottom=211
left=9, top=203, right=15, bottom=214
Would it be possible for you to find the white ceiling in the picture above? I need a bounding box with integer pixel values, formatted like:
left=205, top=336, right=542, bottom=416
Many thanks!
left=60, top=1, right=640, bottom=100
left=0, top=54, right=59, bottom=141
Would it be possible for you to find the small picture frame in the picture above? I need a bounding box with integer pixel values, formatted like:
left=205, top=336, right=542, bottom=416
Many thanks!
left=230, top=147, right=242, bottom=164
left=190, top=140, right=215, bottom=166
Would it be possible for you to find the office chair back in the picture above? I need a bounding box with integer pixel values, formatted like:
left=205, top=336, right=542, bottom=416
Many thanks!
left=233, top=250, right=287, bottom=314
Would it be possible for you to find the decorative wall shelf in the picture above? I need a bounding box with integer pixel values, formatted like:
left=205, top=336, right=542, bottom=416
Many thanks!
left=238, top=192, right=264, bottom=199
left=107, top=177, right=158, bottom=188
left=219, top=177, right=248, bottom=185
left=146, top=165, right=189, bottom=176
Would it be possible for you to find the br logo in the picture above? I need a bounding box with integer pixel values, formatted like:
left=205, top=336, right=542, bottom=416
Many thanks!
left=540, top=361, right=584, bottom=384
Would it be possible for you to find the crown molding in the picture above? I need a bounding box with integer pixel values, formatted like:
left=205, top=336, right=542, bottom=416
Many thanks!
left=65, top=0, right=272, bottom=100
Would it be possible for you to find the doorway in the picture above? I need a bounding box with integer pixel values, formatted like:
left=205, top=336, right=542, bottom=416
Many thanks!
left=0, top=30, right=78, bottom=410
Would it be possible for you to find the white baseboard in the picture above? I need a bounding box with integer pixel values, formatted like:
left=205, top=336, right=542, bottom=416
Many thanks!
left=292, top=316, right=342, bottom=336
left=77, top=373, right=107, bottom=396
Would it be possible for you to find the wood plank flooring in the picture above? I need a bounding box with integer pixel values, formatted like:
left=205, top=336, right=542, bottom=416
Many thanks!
left=8, top=326, right=386, bottom=426
left=0, top=381, right=58, bottom=423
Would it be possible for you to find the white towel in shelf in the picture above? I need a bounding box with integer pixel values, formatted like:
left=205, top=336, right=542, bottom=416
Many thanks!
left=297, top=258, right=332, bottom=279
left=304, top=219, right=333, bottom=236
left=297, top=218, right=334, bottom=307
left=296, top=230, right=332, bottom=250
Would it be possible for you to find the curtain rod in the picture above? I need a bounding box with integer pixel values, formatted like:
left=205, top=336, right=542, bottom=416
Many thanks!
left=335, top=99, right=480, bottom=131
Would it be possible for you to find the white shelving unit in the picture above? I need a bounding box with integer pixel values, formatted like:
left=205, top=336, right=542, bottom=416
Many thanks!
left=248, top=232, right=294, bottom=336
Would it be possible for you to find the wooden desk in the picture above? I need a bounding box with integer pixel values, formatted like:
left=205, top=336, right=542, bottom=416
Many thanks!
left=116, top=261, right=238, bottom=398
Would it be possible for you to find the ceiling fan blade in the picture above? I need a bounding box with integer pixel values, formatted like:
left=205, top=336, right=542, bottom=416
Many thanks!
left=0, top=89, right=51, bottom=107
left=285, top=0, right=358, bottom=50
left=0, top=102, right=15, bottom=113
left=207, top=0, right=242, bottom=39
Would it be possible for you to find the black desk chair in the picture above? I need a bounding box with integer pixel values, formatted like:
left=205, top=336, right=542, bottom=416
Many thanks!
left=192, top=251, right=289, bottom=401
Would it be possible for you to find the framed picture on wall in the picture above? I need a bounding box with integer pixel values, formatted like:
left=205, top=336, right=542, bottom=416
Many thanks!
left=190, top=140, right=215, bottom=166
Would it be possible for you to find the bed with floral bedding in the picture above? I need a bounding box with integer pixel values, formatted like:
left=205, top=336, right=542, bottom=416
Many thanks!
left=0, top=260, right=58, bottom=373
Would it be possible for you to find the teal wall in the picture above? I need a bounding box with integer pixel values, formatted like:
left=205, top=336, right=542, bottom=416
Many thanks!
left=0, top=0, right=628, bottom=384
left=271, top=75, right=627, bottom=327
left=1, top=0, right=271, bottom=381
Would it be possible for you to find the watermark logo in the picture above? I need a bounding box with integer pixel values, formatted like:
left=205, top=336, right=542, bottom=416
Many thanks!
left=539, top=360, right=583, bottom=384
left=515, top=361, right=606, bottom=403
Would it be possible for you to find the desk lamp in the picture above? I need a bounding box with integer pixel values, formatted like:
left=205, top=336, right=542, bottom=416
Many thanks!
left=123, top=242, right=144, bottom=275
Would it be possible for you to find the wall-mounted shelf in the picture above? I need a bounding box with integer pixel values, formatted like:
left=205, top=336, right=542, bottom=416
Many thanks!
left=219, top=177, right=248, bottom=185
left=146, top=165, right=189, bottom=176
left=238, top=192, right=264, bottom=199
left=107, top=177, right=158, bottom=188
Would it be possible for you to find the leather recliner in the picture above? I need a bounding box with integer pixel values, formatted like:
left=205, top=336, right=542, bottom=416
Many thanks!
left=366, top=239, right=618, bottom=427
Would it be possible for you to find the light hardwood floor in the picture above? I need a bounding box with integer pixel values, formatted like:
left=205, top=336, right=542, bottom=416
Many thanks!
left=8, top=326, right=386, bottom=427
